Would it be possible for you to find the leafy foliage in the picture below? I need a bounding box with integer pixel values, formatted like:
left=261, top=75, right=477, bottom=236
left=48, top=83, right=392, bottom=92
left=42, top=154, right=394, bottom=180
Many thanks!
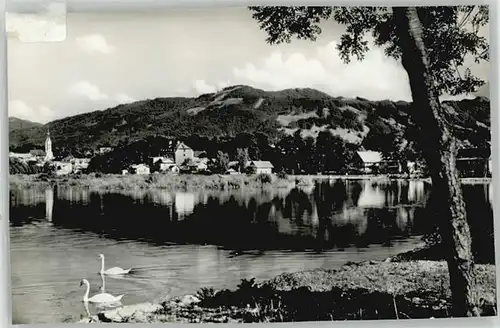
left=236, top=148, right=250, bottom=173
left=249, top=6, right=488, bottom=97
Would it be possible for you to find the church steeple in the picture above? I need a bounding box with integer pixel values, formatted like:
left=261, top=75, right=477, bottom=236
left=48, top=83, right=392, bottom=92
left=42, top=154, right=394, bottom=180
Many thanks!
left=44, top=129, right=54, bottom=162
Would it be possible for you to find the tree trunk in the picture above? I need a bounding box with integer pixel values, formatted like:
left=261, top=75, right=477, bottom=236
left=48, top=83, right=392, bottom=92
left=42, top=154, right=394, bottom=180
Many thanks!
left=393, top=7, right=479, bottom=317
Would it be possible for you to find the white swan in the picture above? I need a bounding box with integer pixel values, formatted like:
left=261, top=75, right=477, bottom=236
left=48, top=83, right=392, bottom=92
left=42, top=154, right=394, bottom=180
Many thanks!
left=80, top=279, right=124, bottom=304
left=99, top=254, right=132, bottom=275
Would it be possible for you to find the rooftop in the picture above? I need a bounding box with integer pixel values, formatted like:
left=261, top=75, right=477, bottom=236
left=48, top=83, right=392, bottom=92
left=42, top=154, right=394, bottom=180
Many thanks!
left=176, top=142, right=192, bottom=151
left=356, top=151, right=383, bottom=163
left=249, top=160, right=274, bottom=168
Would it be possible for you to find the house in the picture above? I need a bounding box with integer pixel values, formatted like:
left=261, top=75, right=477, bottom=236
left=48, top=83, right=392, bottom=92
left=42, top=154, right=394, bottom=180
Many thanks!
left=71, top=158, right=91, bottom=173
left=53, top=161, right=73, bottom=176
left=228, top=160, right=251, bottom=173
left=247, top=161, right=274, bottom=174
left=156, top=158, right=179, bottom=173
left=175, top=142, right=194, bottom=166
left=30, top=149, right=46, bottom=162
left=354, top=151, right=383, bottom=174
left=131, top=164, right=150, bottom=175
left=99, top=147, right=113, bottom=154
left=228, top=161, right=239, bottom=170
left=168, top=165, right=180, bottom=174
left=9, top=152, right=34, bottom=163
left=379, top=157, right=402, bottom=174
left=193, top=157, right=209, bottom=172
left=194, top=150, right=208, bottom=158
left=152, top=156, right=166, bottom=164
left=456, top=148, right=491, bottom=177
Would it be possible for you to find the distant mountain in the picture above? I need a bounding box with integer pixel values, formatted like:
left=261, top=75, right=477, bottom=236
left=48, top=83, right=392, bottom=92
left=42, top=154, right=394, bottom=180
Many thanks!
left=9, top=117, right=42, bottom=132
left=8, top=85, right=491, bottom=156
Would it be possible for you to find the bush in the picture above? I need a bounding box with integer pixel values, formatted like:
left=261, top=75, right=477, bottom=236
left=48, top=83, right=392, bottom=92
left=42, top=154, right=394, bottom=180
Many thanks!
left=277, top=171, right=288, bottom=180
left=38, top=173, right=51, bottom=181
left=256, top=173, right=272, bottom=184
left=196, top=287, right=217, bottom=305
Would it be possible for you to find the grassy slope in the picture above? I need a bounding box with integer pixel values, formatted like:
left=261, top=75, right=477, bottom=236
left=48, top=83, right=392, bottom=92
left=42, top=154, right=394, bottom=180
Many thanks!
left=9, top=85, right=491, bottom=153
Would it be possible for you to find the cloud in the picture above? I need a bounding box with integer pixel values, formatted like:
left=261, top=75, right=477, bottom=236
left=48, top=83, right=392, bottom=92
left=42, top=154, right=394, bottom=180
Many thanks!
left=68, top=81, right=109, bottom=100
left=115, top=93, right=136, bottom=104
left=9, top=100, right=55, bottom=123
left=193, top=80, right=217, bottom=95
left=216, top=80, right=232, bottom=90
left=190, top=80, right=233, bottom=96
left=75, top=34, right=115, bottom=55
left=232, top=41, right=412, bottom=101
left=6, top=3, right=66, bottom=42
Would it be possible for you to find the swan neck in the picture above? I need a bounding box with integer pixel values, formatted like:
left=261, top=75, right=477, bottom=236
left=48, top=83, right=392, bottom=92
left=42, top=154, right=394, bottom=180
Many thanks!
left=100, top=274, right=106, bottom=292
left=83, top=281, right=90, bottom=301
left=100, top=256, right=105, bottom=273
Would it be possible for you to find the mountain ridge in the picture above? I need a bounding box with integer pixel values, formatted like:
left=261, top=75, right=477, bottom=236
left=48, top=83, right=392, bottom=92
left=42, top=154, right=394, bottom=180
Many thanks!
left=9, top=117, right=43, bottom=133
left=8, top=85, right=490, bottom=157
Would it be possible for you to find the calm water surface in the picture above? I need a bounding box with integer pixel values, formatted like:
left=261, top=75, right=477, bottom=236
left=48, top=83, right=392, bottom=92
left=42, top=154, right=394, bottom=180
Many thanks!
left=9, top=179, right=494, bottom=324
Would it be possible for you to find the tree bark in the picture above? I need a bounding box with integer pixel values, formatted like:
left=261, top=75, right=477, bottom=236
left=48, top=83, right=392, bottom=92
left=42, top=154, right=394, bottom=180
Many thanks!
left=393, top=7, right=480, bottom=317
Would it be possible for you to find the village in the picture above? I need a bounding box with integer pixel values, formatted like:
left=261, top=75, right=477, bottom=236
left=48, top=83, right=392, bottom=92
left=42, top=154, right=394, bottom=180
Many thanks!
left=9, top=130, right=493, bottom=178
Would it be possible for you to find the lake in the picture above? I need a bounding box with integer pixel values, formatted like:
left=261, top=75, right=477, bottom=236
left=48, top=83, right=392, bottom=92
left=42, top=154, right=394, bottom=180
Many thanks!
left=9, top=178, right=494, bottom=324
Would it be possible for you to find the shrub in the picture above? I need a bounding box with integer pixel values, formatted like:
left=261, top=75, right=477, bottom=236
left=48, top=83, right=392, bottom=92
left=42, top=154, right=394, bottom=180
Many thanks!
left=256, top=173, right=272, bottom=184
left=277, top=171, right=288, bottom=180
left=38, top=173, right=51, bottom=181
left=196, top=287, right=217, bottom=304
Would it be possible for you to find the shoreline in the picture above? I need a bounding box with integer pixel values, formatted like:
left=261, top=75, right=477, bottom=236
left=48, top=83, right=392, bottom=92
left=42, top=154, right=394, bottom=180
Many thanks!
left=79, top=248, right=497, bottom=323
left=9, top=173, right=492, bottom=193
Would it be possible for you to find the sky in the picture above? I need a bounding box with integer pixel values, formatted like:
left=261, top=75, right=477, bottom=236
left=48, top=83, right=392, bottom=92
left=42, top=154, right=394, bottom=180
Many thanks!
left=6, top=4, right=490, bottom=124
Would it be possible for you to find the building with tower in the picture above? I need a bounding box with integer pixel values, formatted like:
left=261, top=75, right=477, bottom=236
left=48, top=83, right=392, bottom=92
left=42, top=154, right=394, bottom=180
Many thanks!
left=45, top=130, right=54, bottom=162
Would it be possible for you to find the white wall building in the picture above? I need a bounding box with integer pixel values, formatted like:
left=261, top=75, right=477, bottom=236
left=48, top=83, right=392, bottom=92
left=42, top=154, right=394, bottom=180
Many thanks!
left=132, top=164, right=150, bottom=175
left=247, top=161, right=274, bottom=174
left=54, top=161, right=72, bottom=176
left=175, top=142, right=194, bottom=166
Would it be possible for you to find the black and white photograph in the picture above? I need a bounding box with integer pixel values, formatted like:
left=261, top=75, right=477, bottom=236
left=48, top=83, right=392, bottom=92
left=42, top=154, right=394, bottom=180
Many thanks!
left=7, top=3, right=495, bottom=324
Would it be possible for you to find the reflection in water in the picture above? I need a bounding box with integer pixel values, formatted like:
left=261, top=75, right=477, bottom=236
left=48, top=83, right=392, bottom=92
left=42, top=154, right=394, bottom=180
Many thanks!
left=357, top=180, right=385, bottom=208
left=83, top=301, right=91, bottom=319
left=45, top=188, right=54, bottom=222
left=12, top=179, right=492, bottom=254
left=175, top=192, right=196, bottom=217
left=9, top=179, right=494, bottom=324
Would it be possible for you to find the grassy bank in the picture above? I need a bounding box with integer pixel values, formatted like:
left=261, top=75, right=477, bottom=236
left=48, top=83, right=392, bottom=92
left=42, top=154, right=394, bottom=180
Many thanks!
left=9, top=173, right=298, bottom=192
left=9, top=173, right=492, bottom=193
left=82, top=259, right=496, bottom=323
left=7, top=173, right=416, bottom=193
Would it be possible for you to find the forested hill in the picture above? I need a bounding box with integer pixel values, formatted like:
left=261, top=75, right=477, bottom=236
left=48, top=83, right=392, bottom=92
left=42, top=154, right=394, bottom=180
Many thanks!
left=8, top=85, right=491, bottom=156
left=9, top=117, right=42, bottom=133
